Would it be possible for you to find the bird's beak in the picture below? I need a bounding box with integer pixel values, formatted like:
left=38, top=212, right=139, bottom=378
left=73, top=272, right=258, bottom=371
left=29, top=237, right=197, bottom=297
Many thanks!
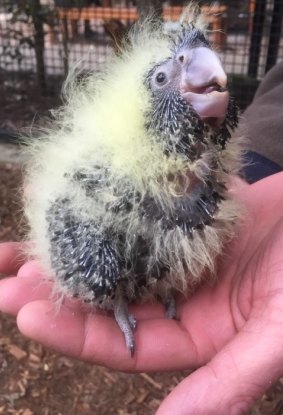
left=178, top=46, right=229, bottom=127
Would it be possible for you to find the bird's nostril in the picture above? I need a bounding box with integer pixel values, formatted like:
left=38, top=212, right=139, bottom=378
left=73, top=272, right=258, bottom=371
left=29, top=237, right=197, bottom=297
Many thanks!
left=178, top=55, right=184, bottom=64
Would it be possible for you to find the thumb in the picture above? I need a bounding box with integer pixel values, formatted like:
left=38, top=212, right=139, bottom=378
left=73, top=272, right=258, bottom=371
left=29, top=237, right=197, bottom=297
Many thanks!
left=156, top=317, right=283, bottom=415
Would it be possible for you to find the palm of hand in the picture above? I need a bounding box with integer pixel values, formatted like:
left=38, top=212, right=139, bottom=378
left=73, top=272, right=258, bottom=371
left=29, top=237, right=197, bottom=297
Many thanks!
left=1, top=173, right=283, bottom=415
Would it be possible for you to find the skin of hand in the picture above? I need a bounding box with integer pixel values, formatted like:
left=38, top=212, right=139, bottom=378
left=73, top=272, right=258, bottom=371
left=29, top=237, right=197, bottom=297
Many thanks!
left=1, top=172, right=283, bottom=415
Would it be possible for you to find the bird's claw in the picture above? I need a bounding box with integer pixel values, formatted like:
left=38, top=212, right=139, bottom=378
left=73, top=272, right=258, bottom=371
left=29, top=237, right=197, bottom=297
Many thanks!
left=114, top=300, right=136, bottom=356
left=128, top=313, right=137, bottom=330
left=165, top=295, right=177, bottom=319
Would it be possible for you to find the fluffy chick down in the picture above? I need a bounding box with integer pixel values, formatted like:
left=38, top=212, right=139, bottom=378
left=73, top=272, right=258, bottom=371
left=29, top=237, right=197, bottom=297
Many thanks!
left=23, top=8, right=243, bottom=329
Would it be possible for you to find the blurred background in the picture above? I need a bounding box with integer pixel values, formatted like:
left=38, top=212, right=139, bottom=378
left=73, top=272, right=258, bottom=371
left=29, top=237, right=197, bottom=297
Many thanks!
left=0, top=1, right=283, bottom=414
left=0, top=0, right=282, bottom=135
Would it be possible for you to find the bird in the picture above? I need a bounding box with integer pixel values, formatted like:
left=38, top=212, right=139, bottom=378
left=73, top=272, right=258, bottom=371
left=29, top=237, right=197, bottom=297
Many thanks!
left=24, top=4, right=242, bottom=355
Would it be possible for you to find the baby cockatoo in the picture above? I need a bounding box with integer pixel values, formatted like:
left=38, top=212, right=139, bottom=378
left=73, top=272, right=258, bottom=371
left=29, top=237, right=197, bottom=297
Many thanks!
left=24, top=6, right=241, bottom=354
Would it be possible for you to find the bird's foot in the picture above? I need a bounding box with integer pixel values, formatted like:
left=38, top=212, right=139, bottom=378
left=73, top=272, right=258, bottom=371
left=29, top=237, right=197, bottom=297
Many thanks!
left=128, top=313, right=137, bottom=330
left=164, top=295, right=177, bottom=319
left=114, top=301, right=136, bottom=356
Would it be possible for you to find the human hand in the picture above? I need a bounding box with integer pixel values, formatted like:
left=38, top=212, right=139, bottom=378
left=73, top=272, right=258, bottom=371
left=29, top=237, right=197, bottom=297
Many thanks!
left=1, top=172, right=283, bottom=415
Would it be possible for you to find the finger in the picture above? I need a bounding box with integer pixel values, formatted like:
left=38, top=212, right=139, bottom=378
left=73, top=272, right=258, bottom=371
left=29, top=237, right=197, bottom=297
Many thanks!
left=17, top=300, right=200, bottom=372
left=15, top=260, right=168, bottom=318
left=0, top=276, right=52, bottom=315
left=129, top=302, right=169, bottom=320
left=156, top=317, right=283, bottom=415
left=17, top=260, right=46, bottom=279
left=0, top=242, right=26, bottom=275
left=15, top=260, right=170, bottom=319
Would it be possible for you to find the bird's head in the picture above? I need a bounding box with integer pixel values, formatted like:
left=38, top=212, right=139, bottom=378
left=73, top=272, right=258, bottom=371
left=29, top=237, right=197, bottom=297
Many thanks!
left=61, top=5, right=240, bottom=188
left=143, top=17, right=238, bottom=160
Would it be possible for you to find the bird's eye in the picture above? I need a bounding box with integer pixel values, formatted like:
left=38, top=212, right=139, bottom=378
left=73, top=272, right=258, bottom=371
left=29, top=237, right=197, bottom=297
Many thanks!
left=155, top=72, right=167, bottom=85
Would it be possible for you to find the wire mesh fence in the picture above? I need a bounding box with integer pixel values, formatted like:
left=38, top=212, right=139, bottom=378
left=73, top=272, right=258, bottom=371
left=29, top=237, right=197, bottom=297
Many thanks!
left=0, top=0, right=282, bottom=109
